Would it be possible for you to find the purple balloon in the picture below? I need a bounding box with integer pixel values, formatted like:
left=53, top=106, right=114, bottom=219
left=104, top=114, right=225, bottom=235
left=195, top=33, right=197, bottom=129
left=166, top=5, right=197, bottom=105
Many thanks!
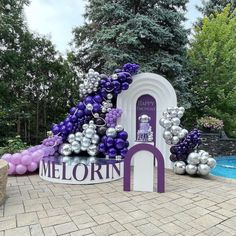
left=27, top=162, right=38, bottom=172
left=112, top=81, right=121, bottom=89
left=121, top=82, right=129, bottom=90
left=106, top=137, right=114, bottom=147
left=76, top=110, right=84, bottom=118
left=69, top=107, right=77, bottom=115
left=118, top=131, right=128, bottom=140
left=93, top=103, right=101, bottom=112
left=120, top=148, right=128, bottom=158
left=8, top=162, right=15, bottom=175
left=1, top=153, right=12, bottom=162
left=21, top=154, right=32, bottom=165
left=11, top=153, right=21, bottom=165
left=98, top=143, right=106, bottom=152
left=77, top=102, right=85, bottom=110
left=108, top=148, right=117, bottom=158
left=115, top=138, right=125, bottom=149
left=85, top=96, right=93, bottom=104
left=52, top=124, right=60, bottom=134
left=15, top=164, right=27, bottom=175
left=94, top=95, right=102, bottom=103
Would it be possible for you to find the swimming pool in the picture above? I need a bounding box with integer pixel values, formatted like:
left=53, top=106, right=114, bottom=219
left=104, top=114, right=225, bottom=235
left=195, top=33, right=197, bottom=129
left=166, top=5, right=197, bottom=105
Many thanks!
left=211, top=156, right=236, bottom=179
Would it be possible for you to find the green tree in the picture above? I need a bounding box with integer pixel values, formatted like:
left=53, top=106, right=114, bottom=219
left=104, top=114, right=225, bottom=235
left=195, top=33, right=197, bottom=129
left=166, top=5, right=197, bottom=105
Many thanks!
left=198, top=0, right=236, bottom=16
left=71, top=0, right=190, bottom=104
left=188, top=5, right=236, bottom=136
left=0, top=0, right=78, bottom=145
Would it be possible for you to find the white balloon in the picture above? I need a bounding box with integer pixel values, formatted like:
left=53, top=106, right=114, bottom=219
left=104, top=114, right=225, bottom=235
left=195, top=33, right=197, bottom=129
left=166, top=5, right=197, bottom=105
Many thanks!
left=172, top=117, right=180, bottom=126
left=163, top=130, right=172, bottom=140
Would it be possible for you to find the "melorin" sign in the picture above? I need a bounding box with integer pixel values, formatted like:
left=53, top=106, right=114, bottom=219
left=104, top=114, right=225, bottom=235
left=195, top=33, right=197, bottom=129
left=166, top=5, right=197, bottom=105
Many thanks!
left=39, top=160, right=124, bottom=184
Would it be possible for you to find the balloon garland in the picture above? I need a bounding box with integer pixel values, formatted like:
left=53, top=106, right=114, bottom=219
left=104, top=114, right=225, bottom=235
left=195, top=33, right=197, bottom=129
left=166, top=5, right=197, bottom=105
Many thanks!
left=2, top=63, right=139, bottom=175
left=160, top=106, right=216, bottom=176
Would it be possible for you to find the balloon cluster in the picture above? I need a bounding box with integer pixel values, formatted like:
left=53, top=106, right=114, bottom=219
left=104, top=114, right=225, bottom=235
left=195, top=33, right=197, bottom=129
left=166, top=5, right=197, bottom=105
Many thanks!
left=159, top=107, right=188, bottom=145
left=2, top=63, right=140, bottom=175
left=173, top=150, right=216, bottom=176
left=1, top=135, right=62, bottom=175
left=79, top=69, right=100, bottom=98
left=160, top=106, right=216, bottom=177
left=98, top=125, right=129, bottom=159
left=59, top=120, right=100, bottom=156
left=105, top=108, right=123, bottom=127
left=169, top=129, right=202, bottom=162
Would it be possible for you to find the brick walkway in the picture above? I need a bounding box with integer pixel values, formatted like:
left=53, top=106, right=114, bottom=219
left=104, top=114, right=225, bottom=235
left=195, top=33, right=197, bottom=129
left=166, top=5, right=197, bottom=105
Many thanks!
left=0, top=170, right=236, bottom=236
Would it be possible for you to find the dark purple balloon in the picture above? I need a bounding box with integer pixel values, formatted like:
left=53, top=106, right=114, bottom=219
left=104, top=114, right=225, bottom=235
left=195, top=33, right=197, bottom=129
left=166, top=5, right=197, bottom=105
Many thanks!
left=120, top=148, right=128, bottom=158
left=106, top=137, right=114, bottom=147
left=70, top=115, right=77, bottom=122
left=94, top=94, right=102, bottom=103
left=118, top=73, right=127, bottom=82
left=170, top=154, right=178, bottom=162
left=69, top=107, right=77, bottom=115
left=98, top=143, right=106, bottom=152
left=93, top=103, right=101, bottom=112
left=108, top=148, right=117, bottom=158
left=125, top=140, right=129, bottom=148
left=115, top=138, right=125, bottom=149
left=118, top=131, right=128, bottom=140
left=77, top=102, right=85, bottom=110
left=76, top=110, right=84, bottom=118
left=121, top=82, right=129, bottom=90
left=52, top=125, right=60, bottom=134
left=84, top=96, right=93, bottom=104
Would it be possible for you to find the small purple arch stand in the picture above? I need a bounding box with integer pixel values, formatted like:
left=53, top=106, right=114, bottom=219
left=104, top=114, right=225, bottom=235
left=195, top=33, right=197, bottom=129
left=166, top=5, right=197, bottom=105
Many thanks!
left=123, top=143, right=165, bottom=193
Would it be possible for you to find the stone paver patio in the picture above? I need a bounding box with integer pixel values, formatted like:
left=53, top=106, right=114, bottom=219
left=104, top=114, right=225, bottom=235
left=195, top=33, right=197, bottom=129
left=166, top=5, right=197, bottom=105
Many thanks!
left=0, top=170, right=236, bottom=236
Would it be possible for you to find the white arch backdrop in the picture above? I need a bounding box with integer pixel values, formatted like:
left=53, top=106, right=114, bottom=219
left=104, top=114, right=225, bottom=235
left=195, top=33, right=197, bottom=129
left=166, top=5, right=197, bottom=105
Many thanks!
left=117, top=73, right=177, bottom=169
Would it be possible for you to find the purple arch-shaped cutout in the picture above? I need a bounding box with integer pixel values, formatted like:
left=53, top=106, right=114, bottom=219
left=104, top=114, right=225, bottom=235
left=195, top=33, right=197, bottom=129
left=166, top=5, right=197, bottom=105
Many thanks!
left=123, top=143, right=165, bottom=193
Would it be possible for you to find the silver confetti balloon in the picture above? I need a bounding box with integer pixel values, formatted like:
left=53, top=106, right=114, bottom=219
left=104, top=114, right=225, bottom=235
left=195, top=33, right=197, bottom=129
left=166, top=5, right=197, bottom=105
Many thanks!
left=207, top=158, right=216, bottom=168
left=106, top=127, right=117, bottom=138
left=187, top=152, right=200, bottom=165
left=173, top=161, right=186, bottom=175
left=59, top=143, right=72, bottom=156
left=186, top=164, right=198, bottom=175
left=198, top=164, right=211, bottom=176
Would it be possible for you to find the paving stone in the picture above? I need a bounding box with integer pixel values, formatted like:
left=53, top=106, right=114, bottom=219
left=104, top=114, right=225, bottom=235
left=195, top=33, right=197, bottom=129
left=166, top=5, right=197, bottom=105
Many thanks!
left=137, top=223, right=163, bottom=235
left=5, top=226, right=30, bottom=236
left=29, top=224, right=44, bottom=236
left=39, top=214, right=71, bottom=227
left=4, top=204, right=24, bottom=216
left=160, top=222, right=184, bottom=235
left=91, top=223, right=117, bottom=236
left=54, top=222, right=78, bottom=235
left=17, top=212, right=39, bottom=226
left=0, top=216, right=16, bottom=231
left=189, top=214, right=223, bottom=229
left=43, top=226, right=57, bottom=236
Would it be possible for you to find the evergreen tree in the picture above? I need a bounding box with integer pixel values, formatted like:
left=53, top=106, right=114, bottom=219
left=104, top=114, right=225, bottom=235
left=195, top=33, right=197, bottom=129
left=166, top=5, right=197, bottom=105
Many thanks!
left=71, top=0, right=189, bottom=90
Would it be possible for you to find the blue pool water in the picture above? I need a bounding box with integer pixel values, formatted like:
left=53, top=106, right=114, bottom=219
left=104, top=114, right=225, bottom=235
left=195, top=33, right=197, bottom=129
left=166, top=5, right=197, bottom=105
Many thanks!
left=211, top=156, right=236, bottom=179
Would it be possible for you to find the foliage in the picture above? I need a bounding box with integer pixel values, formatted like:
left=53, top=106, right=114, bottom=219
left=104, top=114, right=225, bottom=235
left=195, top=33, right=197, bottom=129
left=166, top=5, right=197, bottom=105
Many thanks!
left=188, top=5, right=236, bottom=137
left=0, top=0, right=79, bottom=145
left=198, top=0, right=236, bottom=16
left=0, top=136, right=27, bottom=155
left=197, top=116, right=224, bottom=131
left=71, top=0, right=191, bottom=106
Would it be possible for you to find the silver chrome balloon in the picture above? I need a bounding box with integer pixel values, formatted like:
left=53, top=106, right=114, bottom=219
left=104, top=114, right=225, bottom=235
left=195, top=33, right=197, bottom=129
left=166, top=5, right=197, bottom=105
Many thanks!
left=171, top=125, right=181, bottom=136
left=198, top=164, right=211, bottom=175
left=75, top=132, right=83, bottom=142
left=71, top=141, right=81, bottom=154
left=106, top=127, right=117, bottom=138
left=91, top=134, right=100, bottom=144
left=199, top=155, right=208, bottom=164
left=163, top=120, right=172, bottom=129
left=115, top=124, right=124, bottom=132
left=59, top=143, right=72, bottom=156
left=85, top=128, right=95, bottom=138
left=87, top=144, right=98, bottom=156
left=67, top=134, right=76, bottom=143
left=163, top=130, right=172, bottom=140
left=172, top=136, right=180, bottom=145
left=187, top=152, right=200, bottom=165
left=173, top=161, right=186, bottom=175
left=172, top=117, right=180, bottom=126
left=207, top=158, right=216, bottom=168
left=186, top=164, right=198, bottom=175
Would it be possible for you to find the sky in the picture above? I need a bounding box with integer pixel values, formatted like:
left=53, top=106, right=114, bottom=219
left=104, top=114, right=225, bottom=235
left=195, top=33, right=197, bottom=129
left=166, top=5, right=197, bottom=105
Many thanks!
left=24, top=0, right=202, bottom=54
